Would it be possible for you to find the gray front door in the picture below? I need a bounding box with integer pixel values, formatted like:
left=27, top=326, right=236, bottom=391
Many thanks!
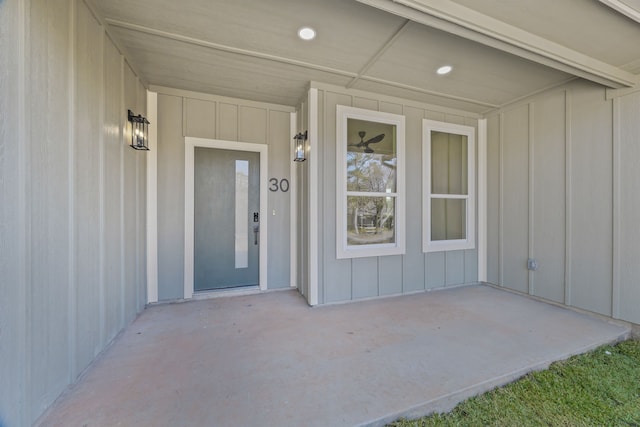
left=194, top=147, right=260, bottom=291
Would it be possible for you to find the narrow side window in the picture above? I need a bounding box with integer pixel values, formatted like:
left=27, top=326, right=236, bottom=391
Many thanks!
left=423, top=120, right=475, bottom=253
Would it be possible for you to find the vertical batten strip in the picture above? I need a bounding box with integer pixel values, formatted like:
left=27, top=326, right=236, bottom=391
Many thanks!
left=67, top=0, right=78, bottom=383
left=19, top=0, right=31, bottom=422
left=528, top=103, right=535, bottom=295
left=564, top=90, right=573, bottom=306
left=118, top=41, right=126, bottom=328
left=477, top=119, right=487, bottom=282
left=308, top=88, right=319, bottom=305
left=183, top=140, right=195, bottom=299
left=498, top=113, right=505, bottom=286
left=612, top=97, right=621, bottom=319
left=259, top=143, right=269, bottom=291
left=98, top=25, right=106, bottom=348
left=146, top=91, right=158, bottom=303
left=264, top=109, right=271, bottom=285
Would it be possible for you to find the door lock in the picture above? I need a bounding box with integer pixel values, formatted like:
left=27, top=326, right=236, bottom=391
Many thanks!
left=253, top=225, right=259, bottom=245
left=253, top=212, right=259, bottom=222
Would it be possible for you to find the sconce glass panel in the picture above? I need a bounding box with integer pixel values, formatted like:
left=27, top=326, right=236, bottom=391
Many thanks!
left=293, top=131, right=307, bottom=162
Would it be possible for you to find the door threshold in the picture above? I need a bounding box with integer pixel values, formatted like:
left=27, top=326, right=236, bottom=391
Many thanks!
left=193, top=286, right=261, bottom=300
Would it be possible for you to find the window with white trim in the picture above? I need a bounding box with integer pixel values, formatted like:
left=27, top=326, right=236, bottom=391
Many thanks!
left=336, top=106, right=405, bottom=259
left=423, top=120, right=475, bottom=252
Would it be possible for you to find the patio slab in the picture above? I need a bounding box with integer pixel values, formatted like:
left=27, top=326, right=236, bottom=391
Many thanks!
left=38, top=284, right=630, bottom=427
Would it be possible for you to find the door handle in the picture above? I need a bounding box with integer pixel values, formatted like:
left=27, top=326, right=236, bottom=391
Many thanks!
left=253, top=225, right=259, bottom=245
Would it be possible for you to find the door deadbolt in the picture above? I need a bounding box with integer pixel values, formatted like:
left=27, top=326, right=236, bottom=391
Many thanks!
left=253, top=225, right=259, bottom=245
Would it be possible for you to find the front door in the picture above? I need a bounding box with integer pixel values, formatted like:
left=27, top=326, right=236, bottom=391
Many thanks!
left=194, top=147, right=260, bottom=291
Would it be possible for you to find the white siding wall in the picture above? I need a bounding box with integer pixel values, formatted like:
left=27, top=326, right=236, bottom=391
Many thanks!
left=155, top=87, right=295, bottom=300
left=0, top=0, right=27, bottom=425
left=310, top=83, right=480, bottom=304
left=617, top=90, right=640, bottom=325
left=0, top=1, right=148, bottom=425
left=487, top=79, right=640, bottom=326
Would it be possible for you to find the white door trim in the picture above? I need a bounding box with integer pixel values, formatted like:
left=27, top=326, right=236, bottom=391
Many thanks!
left=289, top=112, right=298, bottom=288
left=308, top=88, right=319, bottom=306
left=184, top=137, right=269, bottom=299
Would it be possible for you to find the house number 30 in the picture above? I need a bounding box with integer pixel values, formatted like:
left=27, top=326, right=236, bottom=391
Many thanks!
left=269, top=178, right=289, bottom=192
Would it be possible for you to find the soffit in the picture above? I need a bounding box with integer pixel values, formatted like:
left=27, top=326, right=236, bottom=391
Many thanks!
left=110, top=26, right=355, bottom=107
left=363, top=22, right=573, bottom=107
left=451, top=0, right=640, bottom=69
left=93, top=0, right=640, bottom=112
left=96, top=0, right=407, bottom=74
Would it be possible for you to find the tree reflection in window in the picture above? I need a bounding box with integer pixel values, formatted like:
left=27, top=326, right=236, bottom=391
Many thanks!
left=337, top=106, right=405, bottom=259
left=346, top=128, right=397, bottom=246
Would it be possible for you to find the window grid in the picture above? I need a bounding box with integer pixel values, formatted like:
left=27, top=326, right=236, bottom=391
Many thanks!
left=423, top=119, right=476, bottom=253
left=336, top=105, right=406, bottom=259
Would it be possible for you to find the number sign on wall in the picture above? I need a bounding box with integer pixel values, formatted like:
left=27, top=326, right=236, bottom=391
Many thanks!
left=269, top=178, right=289, bottom=192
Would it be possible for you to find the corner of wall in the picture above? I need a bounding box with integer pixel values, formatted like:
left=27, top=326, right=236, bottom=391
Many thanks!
left=632, top=323, right=640, bottom=340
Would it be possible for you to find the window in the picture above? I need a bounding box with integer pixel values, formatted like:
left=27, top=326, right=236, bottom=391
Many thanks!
left=423, top=120, right=475, bottom=252
left=336, top=106, right=405, bottom=259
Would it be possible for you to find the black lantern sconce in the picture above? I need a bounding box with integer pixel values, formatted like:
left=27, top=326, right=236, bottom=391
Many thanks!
left=293, top=130, right=308, bottom=162
left=128, top=110, right=150, bottom=151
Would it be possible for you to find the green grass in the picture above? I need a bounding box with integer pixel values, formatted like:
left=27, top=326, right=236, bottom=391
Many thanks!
left=388, top=340, right=640, bottom=427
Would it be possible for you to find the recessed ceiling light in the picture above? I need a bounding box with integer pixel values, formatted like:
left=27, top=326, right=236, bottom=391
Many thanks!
left=437, top=65, right=453, bottom=75
left=298, top=27, right=316, bottom=41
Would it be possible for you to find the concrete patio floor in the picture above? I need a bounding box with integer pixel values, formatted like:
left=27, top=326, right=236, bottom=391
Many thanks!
left=38, top=284, right=630, bottom=427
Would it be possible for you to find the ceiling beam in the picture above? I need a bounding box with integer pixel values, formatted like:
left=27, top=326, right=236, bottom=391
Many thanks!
left=357, top=76, right=499, bottom=108
left=357, top=0, right=638, bottom=89
left=346, top=19, right=412, bottom=89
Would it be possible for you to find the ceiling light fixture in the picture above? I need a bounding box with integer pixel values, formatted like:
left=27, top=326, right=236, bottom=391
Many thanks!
left=437, top=65, right=453, bottom=75
left=298, top=27, right=316, bottom=41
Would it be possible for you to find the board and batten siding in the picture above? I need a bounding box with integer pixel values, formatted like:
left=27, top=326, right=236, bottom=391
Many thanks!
left=1, top=0, right=27, bottom=425
left=617, top=89, right=640, bottom=325
left=310, top=83, right=480, bottom=305
left=486, top=78, right=640, bottom=326
left=154, top=87, right=295, bottom=301
left=0, top=1, right=148, bottom=425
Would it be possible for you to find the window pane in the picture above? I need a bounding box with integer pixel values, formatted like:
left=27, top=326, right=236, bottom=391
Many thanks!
left=235, top=160, right=249, bottom=268
left=431, top=198, right=466, bottom=241
left=431, top=131, right=468, bottom=195
left=347, top=196, right=395, bottom=246
left=347, top=118, right=397, bottom=192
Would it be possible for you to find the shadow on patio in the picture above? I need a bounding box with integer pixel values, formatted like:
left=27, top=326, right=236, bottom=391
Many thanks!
left=38, top=285, right=630, bottom=427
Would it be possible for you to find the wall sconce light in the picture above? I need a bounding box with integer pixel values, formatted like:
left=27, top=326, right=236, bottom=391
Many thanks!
left=293, top=130, right=308, bottom=162
left=128, top=110, right=150, bottom=151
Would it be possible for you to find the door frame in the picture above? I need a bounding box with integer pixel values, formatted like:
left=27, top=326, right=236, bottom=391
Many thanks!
left=184, top=137, right=269, bottom=299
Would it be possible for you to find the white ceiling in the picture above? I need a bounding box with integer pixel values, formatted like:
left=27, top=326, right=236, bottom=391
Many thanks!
left=92, top=0, right=640, bottom=114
